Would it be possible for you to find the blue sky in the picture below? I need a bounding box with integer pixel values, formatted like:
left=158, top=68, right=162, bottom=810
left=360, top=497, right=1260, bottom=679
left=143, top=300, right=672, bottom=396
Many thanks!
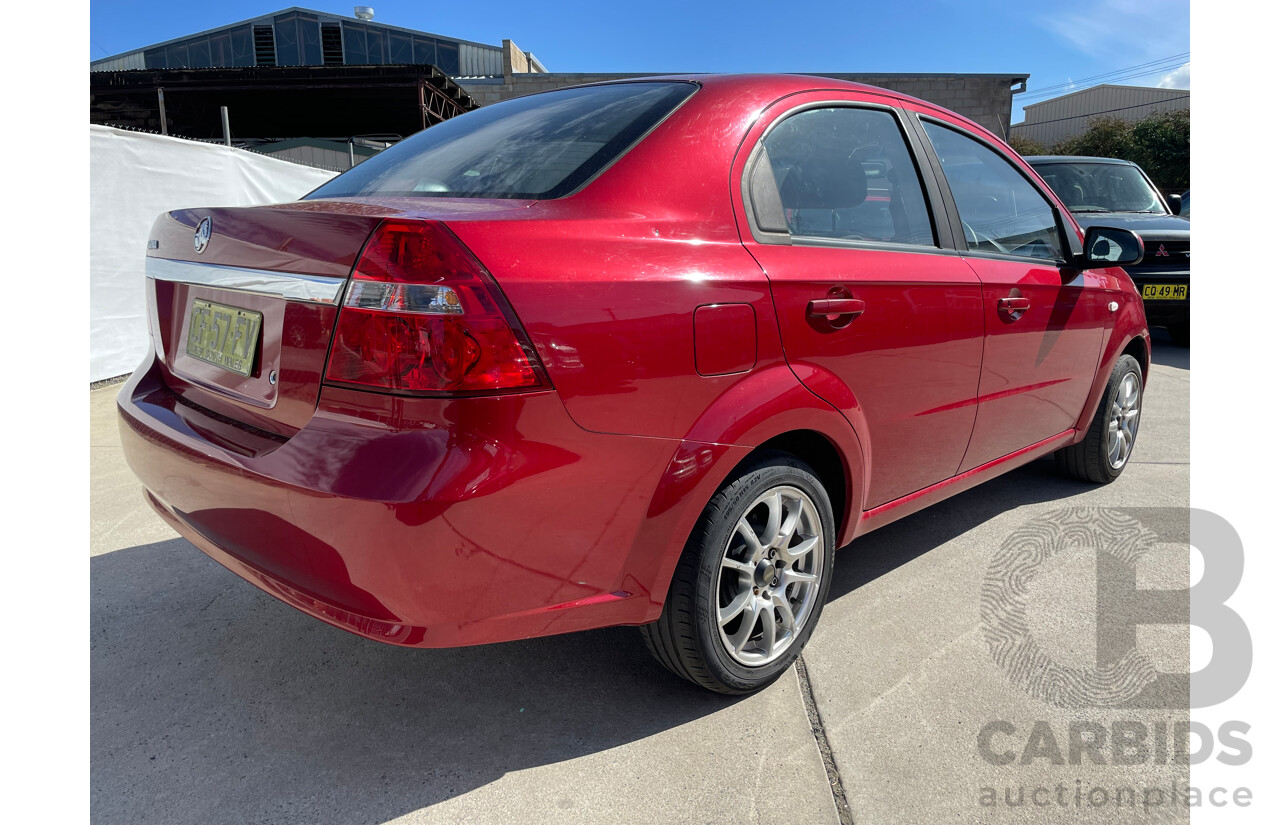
left=89, top=0, right=1190, bottom=122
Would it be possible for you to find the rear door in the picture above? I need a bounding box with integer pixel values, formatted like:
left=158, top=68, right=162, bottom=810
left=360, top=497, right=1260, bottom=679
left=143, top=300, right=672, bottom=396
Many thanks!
left=737, top=93, right=985, bottom=508
left=907, top=110, right=1110, bottom=470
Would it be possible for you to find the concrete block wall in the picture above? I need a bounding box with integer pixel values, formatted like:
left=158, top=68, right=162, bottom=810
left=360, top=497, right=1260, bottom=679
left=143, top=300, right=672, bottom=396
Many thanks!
left=460, top=73, right=655, bottom=108
left=826, top=74, right=1023, bottom=138
left=501, top=40, right=532, bottom=77
left=458, top=73, right=1027, bottom=140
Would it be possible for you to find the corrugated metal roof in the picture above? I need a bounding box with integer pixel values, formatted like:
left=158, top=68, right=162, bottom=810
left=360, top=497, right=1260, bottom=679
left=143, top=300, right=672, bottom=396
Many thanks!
left=90, top=6, right=505, bottom=68
left=1022, top=83, right=1190, bottom=114
left=1011, top=83, right=1189, bottom=147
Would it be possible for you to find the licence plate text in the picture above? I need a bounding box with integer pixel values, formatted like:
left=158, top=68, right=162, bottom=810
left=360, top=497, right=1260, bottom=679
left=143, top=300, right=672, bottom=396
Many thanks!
left=186, top=299, right=263, bottom=377
left=1141, top=284, right=1188, bottom=301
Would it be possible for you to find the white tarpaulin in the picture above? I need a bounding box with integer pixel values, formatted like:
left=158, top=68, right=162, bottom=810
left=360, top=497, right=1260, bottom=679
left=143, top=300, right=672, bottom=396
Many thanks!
left=89, top=125, right=338, bottom=382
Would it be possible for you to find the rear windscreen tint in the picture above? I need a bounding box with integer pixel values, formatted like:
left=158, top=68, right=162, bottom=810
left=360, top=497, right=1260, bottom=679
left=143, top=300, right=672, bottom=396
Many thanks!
left=306, top=82, right=697, bottom=200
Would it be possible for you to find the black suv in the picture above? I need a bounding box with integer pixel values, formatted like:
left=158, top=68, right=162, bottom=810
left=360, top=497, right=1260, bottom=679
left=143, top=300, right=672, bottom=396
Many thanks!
left=1026, top=156, right=1190, bottom=346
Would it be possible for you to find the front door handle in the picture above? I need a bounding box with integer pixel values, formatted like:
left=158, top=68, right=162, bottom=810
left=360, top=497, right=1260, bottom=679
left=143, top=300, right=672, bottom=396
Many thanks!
left=997, top=297, right=1031, bottom=313
left=807, top=298, right=866, bottom=319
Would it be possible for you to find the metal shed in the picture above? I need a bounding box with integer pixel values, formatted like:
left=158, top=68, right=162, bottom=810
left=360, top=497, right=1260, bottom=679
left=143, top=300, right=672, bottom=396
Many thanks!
left=1010, top=84, right=1190, bottom=147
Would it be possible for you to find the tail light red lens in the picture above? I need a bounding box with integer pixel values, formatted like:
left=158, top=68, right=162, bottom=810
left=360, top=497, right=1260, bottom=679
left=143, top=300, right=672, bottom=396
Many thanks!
left=324, top=220, right=548, bottom=394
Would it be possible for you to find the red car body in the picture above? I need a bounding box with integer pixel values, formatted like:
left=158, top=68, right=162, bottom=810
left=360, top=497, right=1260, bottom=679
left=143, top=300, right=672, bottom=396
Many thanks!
left=118, top=75, right=1150, bottom=649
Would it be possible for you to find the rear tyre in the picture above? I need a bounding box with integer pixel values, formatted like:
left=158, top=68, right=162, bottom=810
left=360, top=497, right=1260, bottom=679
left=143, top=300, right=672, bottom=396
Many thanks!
left=1054, top=354, right=1143, bottom=484
left=1167, top=323, right=1190, bottom=347
left=640, top=452, right=836, bottom=694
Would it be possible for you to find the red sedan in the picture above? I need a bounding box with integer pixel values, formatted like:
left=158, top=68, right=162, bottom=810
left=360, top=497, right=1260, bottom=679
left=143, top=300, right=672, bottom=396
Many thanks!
left=119, top=74, right=1149, bottom=694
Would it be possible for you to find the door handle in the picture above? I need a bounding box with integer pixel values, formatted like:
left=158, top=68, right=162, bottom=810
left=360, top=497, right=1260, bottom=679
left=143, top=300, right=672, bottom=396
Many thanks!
left=807, top=298, right=866, bottom=319
left=997, top=297, right=1031, bottom=313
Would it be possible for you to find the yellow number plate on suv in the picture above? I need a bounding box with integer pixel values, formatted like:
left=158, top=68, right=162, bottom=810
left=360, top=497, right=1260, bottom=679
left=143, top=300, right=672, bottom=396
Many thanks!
left=1141, top=284, right=1188, bottom=301
left=186, top=299, right=263, bottom=377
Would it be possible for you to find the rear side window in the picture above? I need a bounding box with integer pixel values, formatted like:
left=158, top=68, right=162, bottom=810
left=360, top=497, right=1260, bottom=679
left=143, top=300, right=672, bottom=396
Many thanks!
left=922, top=121, right=1063, bottom=261
left=307, top=82, right=696, bottom=200
left=761, top=107, right=935, bottom=246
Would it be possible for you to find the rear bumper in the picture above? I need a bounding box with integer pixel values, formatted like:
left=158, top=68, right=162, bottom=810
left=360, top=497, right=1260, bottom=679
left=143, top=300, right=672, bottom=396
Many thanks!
left=117, top=354, right=692, bottom=647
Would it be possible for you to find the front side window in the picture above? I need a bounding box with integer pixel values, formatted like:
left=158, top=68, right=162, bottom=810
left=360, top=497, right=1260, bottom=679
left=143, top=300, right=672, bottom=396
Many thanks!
left=1030, top=162, right=1165, bottom=214
left=761, top=107, right=935, bottom=246
left=308, top=82, right=695, bottom=200
left=923, top=121, right=1063, bottom=261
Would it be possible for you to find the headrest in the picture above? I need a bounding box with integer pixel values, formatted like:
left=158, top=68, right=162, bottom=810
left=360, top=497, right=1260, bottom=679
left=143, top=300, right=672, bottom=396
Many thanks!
left=778, top=157, right=868, bottom=210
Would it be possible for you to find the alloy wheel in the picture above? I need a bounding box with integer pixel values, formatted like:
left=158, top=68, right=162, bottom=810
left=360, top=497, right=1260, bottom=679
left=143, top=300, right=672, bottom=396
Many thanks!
left=1107, top=371, right=1141, bottom=469
left=716, top=485, right=825, bottom=666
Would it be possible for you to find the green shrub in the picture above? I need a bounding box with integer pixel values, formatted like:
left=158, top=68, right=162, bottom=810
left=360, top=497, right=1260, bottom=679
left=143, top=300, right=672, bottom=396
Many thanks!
left=1008, top=135, right=1047, bottom=156
left=1053, top=116, right=1136, bottom=161
left=1129, top=109, right=1190, bottom=193
left=1049, top=109, right=1189, bottom=194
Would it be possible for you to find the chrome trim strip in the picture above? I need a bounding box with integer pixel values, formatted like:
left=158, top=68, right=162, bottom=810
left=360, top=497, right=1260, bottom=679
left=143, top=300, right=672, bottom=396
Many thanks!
left=146, top=258, right=347, bottom=305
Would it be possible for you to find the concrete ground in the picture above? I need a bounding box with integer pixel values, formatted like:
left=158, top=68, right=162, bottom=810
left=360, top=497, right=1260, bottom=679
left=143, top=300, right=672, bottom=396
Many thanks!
left=91, top=331, right=1189, bottom=824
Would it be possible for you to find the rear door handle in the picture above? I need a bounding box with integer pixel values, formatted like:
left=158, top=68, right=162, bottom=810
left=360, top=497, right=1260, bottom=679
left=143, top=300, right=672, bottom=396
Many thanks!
left=807, top=298, right=866, bottom=318
left=998, top=297, right=1031, bottom=313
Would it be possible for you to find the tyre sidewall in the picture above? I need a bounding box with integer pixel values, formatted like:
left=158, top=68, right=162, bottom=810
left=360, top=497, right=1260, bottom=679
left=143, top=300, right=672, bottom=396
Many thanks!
left=690, top=458, right=836, bottom=693
left=1097, top=355, right=1144, bottom=481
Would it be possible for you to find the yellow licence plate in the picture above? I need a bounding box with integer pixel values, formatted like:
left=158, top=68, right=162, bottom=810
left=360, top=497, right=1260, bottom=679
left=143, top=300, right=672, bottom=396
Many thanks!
left=1141, top=284, right=1188, bottom=301
left=186, top=299, right=263, bottom=377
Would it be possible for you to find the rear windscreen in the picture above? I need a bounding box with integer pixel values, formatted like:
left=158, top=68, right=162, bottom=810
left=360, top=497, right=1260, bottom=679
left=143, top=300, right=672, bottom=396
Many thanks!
left=306, top=82, right=697, bottom=201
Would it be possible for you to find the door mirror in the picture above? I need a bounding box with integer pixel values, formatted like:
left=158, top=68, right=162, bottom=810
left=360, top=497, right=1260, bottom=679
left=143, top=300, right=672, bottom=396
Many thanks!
left=1166, top=192, right=1183, bottom=216
left=1079, top=226, right=1144, bottom=268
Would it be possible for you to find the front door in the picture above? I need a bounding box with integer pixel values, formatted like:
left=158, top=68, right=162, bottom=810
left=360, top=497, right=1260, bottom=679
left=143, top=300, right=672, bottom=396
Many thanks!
left=913, top=115, right=1109, bottom=471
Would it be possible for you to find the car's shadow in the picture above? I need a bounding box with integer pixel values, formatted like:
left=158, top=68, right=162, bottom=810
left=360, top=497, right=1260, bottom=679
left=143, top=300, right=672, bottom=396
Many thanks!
left=826, top=456, right=1094, bottom=599
left=91, top=542, right=738, bottom=825
left=90, top=458, right=1114, bottom=824
left=826, top=326, right=1191, bottom=601
left=1149, top=327, right=1189, bottom=370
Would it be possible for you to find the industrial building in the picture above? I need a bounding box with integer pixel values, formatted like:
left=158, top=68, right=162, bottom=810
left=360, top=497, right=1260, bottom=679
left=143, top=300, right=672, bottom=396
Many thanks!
left=1010, top=84, right=1191, bottom=148
left=461, top=73, right=1029, bottom=140
left=91, top=7, right=1030, bottom=168
left=90, top=64, right=478, bottom=157
left=90, top=6, right=547, bottom=78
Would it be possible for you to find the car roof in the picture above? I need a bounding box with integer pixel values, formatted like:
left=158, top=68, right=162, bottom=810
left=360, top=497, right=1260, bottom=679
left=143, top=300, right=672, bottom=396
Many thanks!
left=1024, top=156, right=1138, bottom=166
left=606, top=72, right=913, bottom=97
left=569, top=73, right=1004, bottom=144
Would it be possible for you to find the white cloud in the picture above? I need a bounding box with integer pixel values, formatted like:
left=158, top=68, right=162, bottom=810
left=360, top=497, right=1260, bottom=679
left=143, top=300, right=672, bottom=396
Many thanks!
left=1157, top=62, right=1191, bottom=89
left=1034, top=0, right=1190, bottom=62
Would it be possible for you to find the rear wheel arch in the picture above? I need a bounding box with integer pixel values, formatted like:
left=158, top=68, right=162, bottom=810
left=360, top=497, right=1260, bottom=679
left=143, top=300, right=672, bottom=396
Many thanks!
left=628, top=412, right=864, bottom=625
left=639, top=448, right=839, bottom=693
left=676, top=364, right=867, bottom=541
left=739, top=430, right=850, bottom=549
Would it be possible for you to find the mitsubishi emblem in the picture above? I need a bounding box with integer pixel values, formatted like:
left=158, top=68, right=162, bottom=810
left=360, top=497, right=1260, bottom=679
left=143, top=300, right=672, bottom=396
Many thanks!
left=1155, top=244, right=1169, bottom=257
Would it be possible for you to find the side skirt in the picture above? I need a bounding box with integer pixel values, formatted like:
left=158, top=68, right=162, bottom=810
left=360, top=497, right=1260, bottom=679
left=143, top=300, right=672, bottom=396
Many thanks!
left=852, top=429, right=1076, bottom=539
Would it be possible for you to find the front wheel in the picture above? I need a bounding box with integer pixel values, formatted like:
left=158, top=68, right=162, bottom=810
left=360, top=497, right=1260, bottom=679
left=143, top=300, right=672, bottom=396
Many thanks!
left=1055, top=354, right=1143, bottom=484
left=640, top=452, right=836, bottom=694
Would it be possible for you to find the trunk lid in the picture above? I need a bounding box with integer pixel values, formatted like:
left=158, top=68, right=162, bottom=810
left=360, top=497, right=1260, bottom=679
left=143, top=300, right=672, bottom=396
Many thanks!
left=144, top=198, right=532, bottom=437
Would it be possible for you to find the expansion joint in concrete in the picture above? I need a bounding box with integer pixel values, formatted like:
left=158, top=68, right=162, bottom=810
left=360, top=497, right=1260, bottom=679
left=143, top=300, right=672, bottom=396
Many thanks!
left=794, top=655, right=853, bottom=825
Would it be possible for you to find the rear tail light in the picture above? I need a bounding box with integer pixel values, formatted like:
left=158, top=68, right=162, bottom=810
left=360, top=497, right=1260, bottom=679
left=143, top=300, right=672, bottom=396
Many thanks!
left=324, top=220, right=548, bottom=395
